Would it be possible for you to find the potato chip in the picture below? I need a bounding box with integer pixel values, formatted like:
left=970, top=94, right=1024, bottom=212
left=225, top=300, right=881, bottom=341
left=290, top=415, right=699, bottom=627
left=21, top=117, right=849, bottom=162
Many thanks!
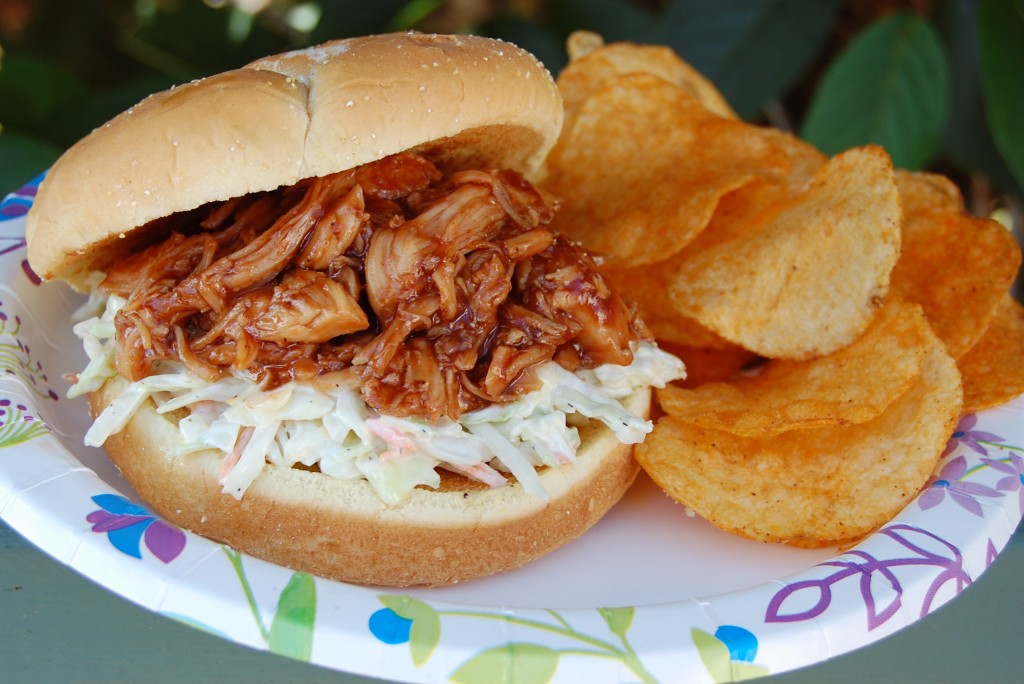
left=896, top=169, right=964, bottom=215
left=673, top=177, right=798, bottom=259
left=636, top=324, right=962, bottom=547
left=599, top=180, right=787, bottom=349
left=565, top=29, right=606, bottom=62
left=890, top=202, right=1022, bottom=358
left=558, top=34, right=738, bottom=126
left=542, top=37, right=1019, bottom=553
left=758, top=128, right=828, bottom=191
left=959, top=294, right=1024, bottom=412
left=604, top=259, right=734, bottom=349
left=656, top=298, right=929, bottom=436
left=605, top=172, right=821, bottom=348
left=603, top=174, right=824, bottom=354
left=544, top=74, right=792, bottom=267
left=669, top=145, right=902, bottom=360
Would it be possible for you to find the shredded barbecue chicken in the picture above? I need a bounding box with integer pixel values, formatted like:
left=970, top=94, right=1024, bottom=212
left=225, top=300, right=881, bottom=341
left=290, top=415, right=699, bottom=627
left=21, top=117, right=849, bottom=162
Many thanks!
left=101, top=153, right=638, bottom=420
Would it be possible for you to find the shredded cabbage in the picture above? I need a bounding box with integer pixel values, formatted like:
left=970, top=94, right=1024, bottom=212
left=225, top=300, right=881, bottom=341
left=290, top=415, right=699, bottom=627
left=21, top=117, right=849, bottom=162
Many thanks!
left=72, top=296, right=685, bottom=504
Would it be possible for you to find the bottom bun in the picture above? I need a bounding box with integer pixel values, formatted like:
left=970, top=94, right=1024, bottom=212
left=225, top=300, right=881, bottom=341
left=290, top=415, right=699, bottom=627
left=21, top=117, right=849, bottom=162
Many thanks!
left=90, top=378, right=648, bottom=586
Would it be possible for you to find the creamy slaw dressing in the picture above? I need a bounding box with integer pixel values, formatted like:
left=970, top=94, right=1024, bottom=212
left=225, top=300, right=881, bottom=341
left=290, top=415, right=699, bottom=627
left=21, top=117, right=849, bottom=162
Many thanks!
left=72, top=293, right=685, bottom=504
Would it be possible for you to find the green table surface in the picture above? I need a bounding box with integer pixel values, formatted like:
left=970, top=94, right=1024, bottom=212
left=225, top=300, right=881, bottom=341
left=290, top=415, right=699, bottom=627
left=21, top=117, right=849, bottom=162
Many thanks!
left=2, top=519, right=1021, bottom=684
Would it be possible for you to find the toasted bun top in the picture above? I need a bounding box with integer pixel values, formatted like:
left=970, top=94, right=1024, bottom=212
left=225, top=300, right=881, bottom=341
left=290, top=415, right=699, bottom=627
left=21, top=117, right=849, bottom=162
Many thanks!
left=26, top=32, right=563, bottom=288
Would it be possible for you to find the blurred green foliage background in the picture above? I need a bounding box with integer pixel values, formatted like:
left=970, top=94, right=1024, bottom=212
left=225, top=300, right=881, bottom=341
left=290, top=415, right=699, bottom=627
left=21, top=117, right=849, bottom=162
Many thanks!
left=1, top=0, right=1022, bottom=237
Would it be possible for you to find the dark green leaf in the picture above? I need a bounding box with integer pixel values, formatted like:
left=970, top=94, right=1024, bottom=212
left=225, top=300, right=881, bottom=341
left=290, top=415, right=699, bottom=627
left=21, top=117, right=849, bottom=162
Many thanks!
left=598, top=606, right=634, bottom=638
left=18, top=0, right=123, bottom=82
left=978, top=0, right=1024, bottom=194
left=267, top=572, right=316, bottom=661
left=312, top=0, right=411, bottom=43
left=386, top=0, right=445, bottom=31
left=0, top=55, right=88, bottom=133
left=547, top=0, right=655, bottom=46
left=127, top=2, right=299, bottom=81
left=0, top=130, right=61, bottom=196
left=378, top=595, right=440, bottom=666
left=657, top=0, right=844, bottom=119
left=450, top=643, right=560, bottom=684
left=934, top=0, right=1018, bottom=194
left=800, top=13, right=951, bottom=170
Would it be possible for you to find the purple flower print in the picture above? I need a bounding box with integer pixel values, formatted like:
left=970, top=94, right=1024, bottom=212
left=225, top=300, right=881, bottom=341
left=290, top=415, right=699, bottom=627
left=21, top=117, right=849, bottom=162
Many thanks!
left=919, top=455, right=1003, bottom=517
left=767, top=525, right=972, bottom=631
left=87, top=494, right=186, bottom=563
left=941, top=414, right=1003, bottom=458
left=984, top=453, right=1024, bottom=516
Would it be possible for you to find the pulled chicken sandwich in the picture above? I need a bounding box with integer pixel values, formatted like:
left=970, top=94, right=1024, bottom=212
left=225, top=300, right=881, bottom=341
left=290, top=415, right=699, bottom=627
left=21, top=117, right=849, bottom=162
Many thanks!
left=25, top=32, right=683, bottom=586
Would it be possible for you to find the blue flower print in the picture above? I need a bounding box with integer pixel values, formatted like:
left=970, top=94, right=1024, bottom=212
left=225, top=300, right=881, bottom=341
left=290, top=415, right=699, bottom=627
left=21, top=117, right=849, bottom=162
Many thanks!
left=715, top=625, right=758, bottom=663
left=369, top=607, right=413, bottom=644
left=86, top=494, right=186, bottom=563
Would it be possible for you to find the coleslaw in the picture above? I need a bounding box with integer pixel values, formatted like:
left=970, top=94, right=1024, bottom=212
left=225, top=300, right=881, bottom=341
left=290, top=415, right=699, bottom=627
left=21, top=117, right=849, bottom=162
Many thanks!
left=71, top=293, right=685, bottom=504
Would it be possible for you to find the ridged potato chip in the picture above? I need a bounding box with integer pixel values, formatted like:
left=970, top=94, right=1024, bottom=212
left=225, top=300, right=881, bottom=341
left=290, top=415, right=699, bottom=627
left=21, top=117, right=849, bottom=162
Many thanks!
left=604, top=258, right=734, bottom=349
left=603, top=171, right=824, bottom=350
left=636, top=323, right=963, bottom=547
left=669, top=145, right=901, bottom=360
left=890, top=194, right=1022, bottom=359
left=545, top=36, right=1021, bottom=553
left=657, top=299, right=929, bottom=436
left=544, top=74, right=791, bottom=267
left=757, top=128, right=828, bottom=190
left=896, top=170, right=964, bottom=215
left=959, top=295, right=1024, bottom=412
left=559, top=33, right=738, bottom=126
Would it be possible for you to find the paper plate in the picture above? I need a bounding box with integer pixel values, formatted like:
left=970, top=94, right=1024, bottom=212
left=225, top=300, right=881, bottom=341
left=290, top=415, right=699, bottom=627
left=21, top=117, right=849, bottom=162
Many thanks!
left=1, top=175, right=1022, bottom=683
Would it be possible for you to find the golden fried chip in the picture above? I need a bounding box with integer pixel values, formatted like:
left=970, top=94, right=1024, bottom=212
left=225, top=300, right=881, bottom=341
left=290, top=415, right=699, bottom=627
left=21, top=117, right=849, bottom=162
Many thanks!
left=890, top=204, right=1022, bottom=358
left=636, top=324, right=962, bottom=547
left=544, top=74, right=791, bottom=267
left=605, top=260, right=734, bottom=349
left=604, top=176, right=822, bottom=350
left=558, top=35, right=738, bottom=126
left=602, top=180, right=793, bottom=349
left=656, top=298, right=929, bottom=435
left=669, top=145, right=901, bottom=360
left=674, top=177, right=798, bottom=258
left=758, top=128, right=828, bottom=190
left=959, top=294, right=1024, bottom=412
left=896, top=169, right=964, bottom=215
left=565, top=29, right=606, bottom=61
